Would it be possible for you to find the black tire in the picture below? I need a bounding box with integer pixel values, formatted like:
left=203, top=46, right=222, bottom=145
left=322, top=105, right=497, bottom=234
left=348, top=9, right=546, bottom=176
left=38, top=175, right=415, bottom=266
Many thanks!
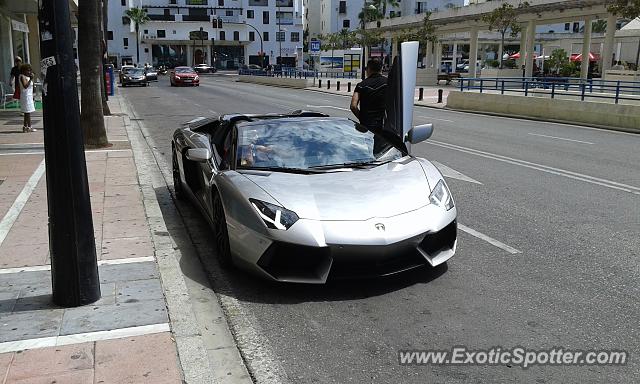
left=212, top=191, right=232, bottom=268
left=172, top=149, right=185, bottom=200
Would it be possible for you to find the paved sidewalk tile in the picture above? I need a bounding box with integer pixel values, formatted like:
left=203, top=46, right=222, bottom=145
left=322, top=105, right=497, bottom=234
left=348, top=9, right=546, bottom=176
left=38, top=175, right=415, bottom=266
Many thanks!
left=95, top=333, right=182, bottom=384
left=6, top=343, right=94, bottom=382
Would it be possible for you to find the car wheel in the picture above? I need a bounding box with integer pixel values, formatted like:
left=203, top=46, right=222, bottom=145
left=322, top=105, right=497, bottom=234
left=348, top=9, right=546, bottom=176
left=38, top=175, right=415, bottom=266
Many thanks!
left=172, top=148, right=185, bottom=200
left=212, top=191, right=232, bottom=268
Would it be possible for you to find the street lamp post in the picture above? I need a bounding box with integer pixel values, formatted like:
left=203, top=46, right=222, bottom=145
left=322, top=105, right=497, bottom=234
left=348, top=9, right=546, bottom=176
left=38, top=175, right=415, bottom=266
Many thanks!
left=228, top=21, right=265, bottom=68
left=38, top=0, right=101, bottom=307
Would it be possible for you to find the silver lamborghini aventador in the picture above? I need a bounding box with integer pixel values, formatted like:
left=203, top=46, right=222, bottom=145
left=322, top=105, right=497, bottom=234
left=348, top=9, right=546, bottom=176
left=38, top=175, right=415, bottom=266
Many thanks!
left=171, top=42, right=457, bottom=283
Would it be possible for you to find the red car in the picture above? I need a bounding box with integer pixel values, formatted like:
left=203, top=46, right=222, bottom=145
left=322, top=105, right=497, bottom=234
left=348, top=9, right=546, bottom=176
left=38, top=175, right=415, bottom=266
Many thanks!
left=170, top=66, right=200, bottom=87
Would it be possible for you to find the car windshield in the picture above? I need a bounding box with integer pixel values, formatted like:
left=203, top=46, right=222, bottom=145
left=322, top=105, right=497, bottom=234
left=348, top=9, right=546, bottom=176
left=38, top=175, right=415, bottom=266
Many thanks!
left=236, top=119, right=403, bottom=171
left=176, top=68, right=194, bottom=73
left=129, top=68, right=144, bottom=75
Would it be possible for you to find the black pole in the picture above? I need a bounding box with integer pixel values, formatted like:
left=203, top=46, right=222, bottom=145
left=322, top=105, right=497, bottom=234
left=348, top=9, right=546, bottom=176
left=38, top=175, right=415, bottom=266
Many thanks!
left=437, top=89, right=443, bottom=103
left=39, top=0, right=101, bottom=307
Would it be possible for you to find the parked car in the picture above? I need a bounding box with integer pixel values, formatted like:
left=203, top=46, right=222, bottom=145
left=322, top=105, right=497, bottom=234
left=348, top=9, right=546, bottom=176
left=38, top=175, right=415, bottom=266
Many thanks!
left=145, top=67, right=158, bottom=81
left=194, top=63, right=216, bottom=73
left=170, top=67, right=200, bottom=86
left=118, top=65, right=135, bottom=83
left=171, top=44, right=457, bottom=283
left=121, top=68, right=148, bottom=87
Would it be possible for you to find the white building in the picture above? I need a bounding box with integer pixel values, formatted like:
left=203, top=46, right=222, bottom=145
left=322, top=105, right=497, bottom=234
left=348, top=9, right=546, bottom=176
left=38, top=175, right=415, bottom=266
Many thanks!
left=107, top=0, right=304, bottom=69
left=304, top=0, right=465, bottom=40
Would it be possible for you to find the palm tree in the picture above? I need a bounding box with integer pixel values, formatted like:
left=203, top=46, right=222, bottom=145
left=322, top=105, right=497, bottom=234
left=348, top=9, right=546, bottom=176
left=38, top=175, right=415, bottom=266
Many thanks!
left=375, top=0, right=400, bottom=19
left=78, top=0, right=108, bottom=146
left=124, top=7, right=150, bottom=64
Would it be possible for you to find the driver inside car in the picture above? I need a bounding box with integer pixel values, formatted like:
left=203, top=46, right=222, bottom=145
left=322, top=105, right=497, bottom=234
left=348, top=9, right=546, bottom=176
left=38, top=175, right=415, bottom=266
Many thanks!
left=238, top=130, right=275, bottom=167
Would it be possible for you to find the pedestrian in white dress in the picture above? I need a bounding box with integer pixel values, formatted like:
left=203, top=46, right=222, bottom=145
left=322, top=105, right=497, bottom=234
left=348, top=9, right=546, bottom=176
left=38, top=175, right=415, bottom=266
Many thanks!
left=19, top=64, right=36, bottom=133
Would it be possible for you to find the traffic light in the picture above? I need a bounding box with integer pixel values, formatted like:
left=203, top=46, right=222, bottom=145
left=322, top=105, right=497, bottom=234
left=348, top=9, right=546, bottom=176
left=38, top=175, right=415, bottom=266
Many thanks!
left=212, top=18, right=223, bottom=28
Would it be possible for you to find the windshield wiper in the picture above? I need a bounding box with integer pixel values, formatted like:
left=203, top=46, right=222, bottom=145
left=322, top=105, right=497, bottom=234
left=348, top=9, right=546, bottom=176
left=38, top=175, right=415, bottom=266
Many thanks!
left=239, top=166, right=319, bottom=174
left=308, top=160, right=390, bottom=170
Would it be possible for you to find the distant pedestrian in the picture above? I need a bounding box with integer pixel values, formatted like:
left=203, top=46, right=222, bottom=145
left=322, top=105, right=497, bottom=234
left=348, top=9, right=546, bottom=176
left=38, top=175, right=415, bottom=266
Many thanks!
left=350, top=58, right=387, bottom=131
left=19, top=64, right=36, bottom=133
left=10, top=56, right=22, bottom=101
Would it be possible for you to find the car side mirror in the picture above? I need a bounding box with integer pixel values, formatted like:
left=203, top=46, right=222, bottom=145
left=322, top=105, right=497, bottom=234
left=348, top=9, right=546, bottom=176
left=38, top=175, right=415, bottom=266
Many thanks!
left=406, top=123, right=434, bottom=144
left=186, top=148, right=212, bottom=163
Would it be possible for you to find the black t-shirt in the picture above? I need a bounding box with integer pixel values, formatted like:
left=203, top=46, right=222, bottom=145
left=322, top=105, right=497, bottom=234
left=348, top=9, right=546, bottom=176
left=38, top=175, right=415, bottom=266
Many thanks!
left=10, top=66, right=21, bottom=88
left=354, top=73, right=387, bottom=129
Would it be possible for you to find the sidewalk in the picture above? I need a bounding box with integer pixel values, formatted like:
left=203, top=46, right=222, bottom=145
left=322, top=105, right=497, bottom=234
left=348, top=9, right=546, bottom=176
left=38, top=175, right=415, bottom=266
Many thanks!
left=0, top=100, right=205, bottom=382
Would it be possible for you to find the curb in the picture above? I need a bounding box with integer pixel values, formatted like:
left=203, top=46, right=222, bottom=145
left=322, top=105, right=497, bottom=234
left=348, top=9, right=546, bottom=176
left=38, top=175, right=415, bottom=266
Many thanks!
left=114, top=94, right=217, bottom=384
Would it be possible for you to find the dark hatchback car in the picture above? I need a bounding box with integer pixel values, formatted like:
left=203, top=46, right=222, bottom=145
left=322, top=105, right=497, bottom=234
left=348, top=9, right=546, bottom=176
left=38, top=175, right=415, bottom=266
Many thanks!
left=121, top=68, right=149, bottom=87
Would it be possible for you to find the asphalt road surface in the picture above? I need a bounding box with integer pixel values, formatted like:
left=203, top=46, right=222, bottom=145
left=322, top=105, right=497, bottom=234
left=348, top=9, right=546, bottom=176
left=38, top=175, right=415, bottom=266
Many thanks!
left=120, top=75, right=639, bottom=383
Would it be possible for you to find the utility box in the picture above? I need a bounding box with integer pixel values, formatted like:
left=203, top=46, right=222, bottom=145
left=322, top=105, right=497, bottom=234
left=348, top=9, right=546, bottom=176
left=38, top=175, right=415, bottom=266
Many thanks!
left=105, top=64, right=115, bottom=96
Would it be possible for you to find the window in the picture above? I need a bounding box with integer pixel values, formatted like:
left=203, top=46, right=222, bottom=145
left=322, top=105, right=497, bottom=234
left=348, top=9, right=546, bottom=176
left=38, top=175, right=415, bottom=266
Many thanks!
left=263, top=31, right=269, bottom=41
left=249, top=31, right=255, bottom=41
left=123, top=37, right=129, bottom=46
left=157, top=30, right=166, bottom=38
left=121, top=0, right=126, bottom=5
left=564, top=23, right=570, bottom=31
left=164, top=9, right=170, bottom=16
left=234, top=31, right=240, bottom=41
left=276, top=31, right=285, bottom=42
left=339, top=1, right=346, bottom=14
left=170, top=0, right=176, bottom=3
left=218, top=0, right=224, bottom=6
left=143, top=29, right=148, bottom=34
left=290, top=32, right=299, bottom=42
left=107, top=31, right=113, bottom=40
left=249, top=0, right=268, bottom=5
left=226, top=10, right=234, bottom=16
left=220, top=31, right=226, bottom=40
left=573, top=22, right=579, bottom=32
left=144, top=48, right=149, bottom=53
left=247, top=10, right=254, bottom=18
left=343, top=19, right=350, bottom=28
left=263, top=11, right=269, bottom=24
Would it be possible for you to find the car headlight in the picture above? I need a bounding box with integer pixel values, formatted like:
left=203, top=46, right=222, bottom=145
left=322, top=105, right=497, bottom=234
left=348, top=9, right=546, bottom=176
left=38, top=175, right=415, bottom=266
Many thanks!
left=194, top=76, right=199, bottom=80
left=429, top=180, right=454, bottom=211
left=175, top=76, right=181, bottom=80
left=250, top=199, right=299, bottom=230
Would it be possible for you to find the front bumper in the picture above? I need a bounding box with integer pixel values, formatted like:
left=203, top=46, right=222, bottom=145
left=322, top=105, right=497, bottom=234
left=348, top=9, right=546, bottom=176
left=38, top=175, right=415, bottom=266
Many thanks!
left=173, top=78, right=199, bottom=86
left=123, top=78, right=147, bottom=85
left=229, top=204, right=457, bottom=284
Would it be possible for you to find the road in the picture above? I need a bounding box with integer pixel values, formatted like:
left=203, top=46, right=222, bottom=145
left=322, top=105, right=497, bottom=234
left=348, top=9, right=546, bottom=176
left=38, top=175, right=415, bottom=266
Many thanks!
left=120, top=75, right=639, bottom=383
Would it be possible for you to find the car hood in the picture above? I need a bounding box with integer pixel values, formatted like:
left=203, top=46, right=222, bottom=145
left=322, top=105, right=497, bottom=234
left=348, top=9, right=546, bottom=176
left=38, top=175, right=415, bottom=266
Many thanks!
left=241, top=158, right=431, bottom=221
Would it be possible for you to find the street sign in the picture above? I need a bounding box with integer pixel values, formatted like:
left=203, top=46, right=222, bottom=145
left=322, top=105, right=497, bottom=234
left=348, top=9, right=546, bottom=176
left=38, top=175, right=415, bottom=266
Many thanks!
left=310, top=41, right=321, bottom=54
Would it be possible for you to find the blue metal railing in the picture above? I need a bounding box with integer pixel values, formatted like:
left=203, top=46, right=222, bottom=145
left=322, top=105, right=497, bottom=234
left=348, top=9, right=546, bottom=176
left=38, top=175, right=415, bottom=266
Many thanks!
left=238, top=68, right=359, bottom=79
left=458, top=77, right=640, bottom=104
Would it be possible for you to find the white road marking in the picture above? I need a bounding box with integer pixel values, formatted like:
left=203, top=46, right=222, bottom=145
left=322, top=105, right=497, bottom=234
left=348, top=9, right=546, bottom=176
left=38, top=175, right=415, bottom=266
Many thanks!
left=306, top=104, right=351, bottom=112
left=427, top=140, right=640, bottom=194
left=423, top=117, right=454, bottom=123
left=432, top=161, right=482, bottom=184
left=0, top=256, right=156, bottom=275
left=458, top=224, right=521, bottom=254
left=0, top=323, right=170, bottom=354
left=0, top=160, right=45, bottom=248
left=528, top=133, right=594, bottom=145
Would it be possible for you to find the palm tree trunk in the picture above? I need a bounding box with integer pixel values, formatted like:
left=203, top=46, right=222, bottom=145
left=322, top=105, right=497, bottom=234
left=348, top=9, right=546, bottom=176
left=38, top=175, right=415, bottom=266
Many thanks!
left=500, top=32, right=505, bottom=69
left=79, top=0, right=109, bottom=147
left=135, top=24, right=140, bottom=64
left=99, top=0, right=111, bottom=115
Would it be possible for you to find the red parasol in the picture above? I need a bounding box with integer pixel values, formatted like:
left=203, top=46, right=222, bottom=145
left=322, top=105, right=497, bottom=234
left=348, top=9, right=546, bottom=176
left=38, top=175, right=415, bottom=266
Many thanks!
left=570, top=52, right=600, bottom=62
left=508, top=52, right=538, bottom=60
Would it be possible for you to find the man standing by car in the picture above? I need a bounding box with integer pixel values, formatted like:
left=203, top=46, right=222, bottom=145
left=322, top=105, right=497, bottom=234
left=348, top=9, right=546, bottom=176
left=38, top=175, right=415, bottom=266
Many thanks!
left=350, top=58, right=387, bottom=131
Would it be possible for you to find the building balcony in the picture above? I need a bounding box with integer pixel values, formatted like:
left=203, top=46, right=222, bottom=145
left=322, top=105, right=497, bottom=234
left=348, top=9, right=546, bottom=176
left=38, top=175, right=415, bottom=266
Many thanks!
left=148, top=14, right=176, bottom=21
left=182, top=15, right=210, bottom=21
